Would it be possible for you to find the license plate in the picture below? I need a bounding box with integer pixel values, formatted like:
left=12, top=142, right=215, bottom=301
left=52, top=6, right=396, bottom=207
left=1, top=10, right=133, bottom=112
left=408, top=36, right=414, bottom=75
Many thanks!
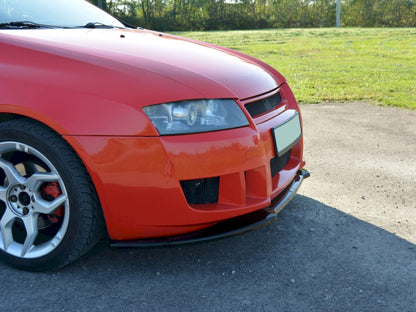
left=272, top=112, right=302, bottom=157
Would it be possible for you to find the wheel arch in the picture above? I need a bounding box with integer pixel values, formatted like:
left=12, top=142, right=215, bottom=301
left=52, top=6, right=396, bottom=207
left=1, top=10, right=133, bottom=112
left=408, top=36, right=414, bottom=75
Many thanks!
left=0, top=107, right=70, bottom=135
left=0, top=112, right=108, bottom=236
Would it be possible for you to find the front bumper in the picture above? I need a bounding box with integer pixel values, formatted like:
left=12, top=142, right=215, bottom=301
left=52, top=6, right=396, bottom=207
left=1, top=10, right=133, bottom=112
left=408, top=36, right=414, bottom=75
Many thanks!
left=67, top=84, right=305, bottom=241
left=111, top=169, right=309, bottom=247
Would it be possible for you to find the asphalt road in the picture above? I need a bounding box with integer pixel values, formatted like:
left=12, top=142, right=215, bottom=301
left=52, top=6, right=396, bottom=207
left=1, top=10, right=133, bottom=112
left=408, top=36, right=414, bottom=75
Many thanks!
left=1, top=103, right=415, bottom=312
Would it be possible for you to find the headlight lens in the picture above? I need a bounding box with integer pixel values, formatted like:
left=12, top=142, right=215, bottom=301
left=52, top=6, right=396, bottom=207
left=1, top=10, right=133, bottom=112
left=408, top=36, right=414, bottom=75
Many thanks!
left=143, top=99, right=249, bottom=135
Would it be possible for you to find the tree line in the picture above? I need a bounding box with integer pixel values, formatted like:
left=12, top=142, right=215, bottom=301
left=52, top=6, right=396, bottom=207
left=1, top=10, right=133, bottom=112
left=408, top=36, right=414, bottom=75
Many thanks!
left=89, top=0, right=416, bottom=31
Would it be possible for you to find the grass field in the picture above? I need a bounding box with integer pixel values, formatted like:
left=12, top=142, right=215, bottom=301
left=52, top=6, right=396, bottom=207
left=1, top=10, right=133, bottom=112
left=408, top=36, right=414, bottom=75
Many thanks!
left=175, top=28, right=416, bottom=109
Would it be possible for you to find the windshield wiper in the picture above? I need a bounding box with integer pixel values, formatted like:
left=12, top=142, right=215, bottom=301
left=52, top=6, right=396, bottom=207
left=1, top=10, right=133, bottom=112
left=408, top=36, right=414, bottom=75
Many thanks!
left=0, top=21, right=57, bottom=29
left=82, top=22, right=119, bottom=29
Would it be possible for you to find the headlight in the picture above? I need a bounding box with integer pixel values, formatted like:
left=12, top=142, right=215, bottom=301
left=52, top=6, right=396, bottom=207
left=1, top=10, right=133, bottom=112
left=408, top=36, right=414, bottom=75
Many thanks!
left=143, top=99, right=249, bottom=135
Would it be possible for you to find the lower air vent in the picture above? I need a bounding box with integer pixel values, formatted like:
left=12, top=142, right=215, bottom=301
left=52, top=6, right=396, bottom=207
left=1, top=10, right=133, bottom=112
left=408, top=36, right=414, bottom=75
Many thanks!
left=180, top=177, right=219, bottom=205
left=270, top=150, right=291, bottom=178
left=245, top=92, right=282, bottom=117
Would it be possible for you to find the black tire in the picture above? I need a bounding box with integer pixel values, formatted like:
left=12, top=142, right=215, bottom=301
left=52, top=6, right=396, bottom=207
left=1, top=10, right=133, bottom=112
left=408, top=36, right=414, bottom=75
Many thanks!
left=0, top=118, right=104, bottom=271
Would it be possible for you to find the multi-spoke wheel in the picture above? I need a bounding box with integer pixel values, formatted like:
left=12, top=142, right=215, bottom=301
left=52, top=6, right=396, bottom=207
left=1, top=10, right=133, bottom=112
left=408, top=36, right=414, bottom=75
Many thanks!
left=0, top=119, right=103, bottom=271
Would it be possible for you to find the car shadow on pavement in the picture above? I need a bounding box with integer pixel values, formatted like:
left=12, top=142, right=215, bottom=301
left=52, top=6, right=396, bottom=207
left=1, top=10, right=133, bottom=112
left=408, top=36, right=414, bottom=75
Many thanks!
left=1, top=195, right=415, bottom=312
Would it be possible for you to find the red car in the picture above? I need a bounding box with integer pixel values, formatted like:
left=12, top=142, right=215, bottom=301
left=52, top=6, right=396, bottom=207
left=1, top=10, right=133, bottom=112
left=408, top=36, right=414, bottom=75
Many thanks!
left=0, top=0, right=308, bottom=271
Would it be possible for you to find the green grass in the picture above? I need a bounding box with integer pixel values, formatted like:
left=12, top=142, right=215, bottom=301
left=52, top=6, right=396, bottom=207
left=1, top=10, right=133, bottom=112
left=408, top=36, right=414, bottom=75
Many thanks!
left=174, top=28, right=416, bottom=109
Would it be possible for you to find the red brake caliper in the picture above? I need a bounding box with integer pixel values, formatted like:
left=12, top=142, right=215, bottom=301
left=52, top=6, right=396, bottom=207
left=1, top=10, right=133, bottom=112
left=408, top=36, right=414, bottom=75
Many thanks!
left=42, top=182, right=64, bottom=223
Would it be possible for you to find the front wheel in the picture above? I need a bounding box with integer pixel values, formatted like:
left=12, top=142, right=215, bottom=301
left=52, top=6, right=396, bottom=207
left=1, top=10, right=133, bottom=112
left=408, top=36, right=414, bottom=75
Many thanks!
left=0, top=119, right=104, bottom=271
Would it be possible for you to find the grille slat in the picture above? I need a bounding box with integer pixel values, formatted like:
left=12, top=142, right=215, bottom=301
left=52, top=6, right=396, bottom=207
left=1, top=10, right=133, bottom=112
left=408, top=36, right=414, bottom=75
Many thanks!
left=245, top=92, right=282, bottom=117
left=270, top=150, right=291, bottom=178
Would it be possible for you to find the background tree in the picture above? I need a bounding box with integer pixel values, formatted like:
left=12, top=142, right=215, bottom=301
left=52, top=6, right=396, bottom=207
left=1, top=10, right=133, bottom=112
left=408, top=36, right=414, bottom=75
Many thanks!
left=88, top=0, right=416, bottom=30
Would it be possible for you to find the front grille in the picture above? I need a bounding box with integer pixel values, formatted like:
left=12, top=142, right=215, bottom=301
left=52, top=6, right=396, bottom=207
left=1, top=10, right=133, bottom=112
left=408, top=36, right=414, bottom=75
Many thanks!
left=245, top=92, right=282, bottom=118
left=270, top=149, right=291, bottom=178
left=180, top=177, right=219, bottom=205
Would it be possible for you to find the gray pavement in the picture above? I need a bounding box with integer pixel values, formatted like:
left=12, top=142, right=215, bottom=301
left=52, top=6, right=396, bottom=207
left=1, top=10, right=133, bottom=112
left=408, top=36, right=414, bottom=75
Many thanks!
left=0, top=103, right=415, bottom=312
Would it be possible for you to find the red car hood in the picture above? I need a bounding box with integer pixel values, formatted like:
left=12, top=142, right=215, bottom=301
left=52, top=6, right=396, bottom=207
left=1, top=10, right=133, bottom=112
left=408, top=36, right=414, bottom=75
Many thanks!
left=3, top=28, right=281, bottom=100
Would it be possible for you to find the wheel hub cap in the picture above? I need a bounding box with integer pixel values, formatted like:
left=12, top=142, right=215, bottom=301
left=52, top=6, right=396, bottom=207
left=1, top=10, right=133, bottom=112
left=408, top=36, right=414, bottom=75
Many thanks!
left=7, top=184, right=34, bottom=217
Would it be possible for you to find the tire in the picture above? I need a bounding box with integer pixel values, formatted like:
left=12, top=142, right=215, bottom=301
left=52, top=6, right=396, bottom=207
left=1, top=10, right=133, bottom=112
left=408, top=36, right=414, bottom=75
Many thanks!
left=0, top=118, right=104, bottom=271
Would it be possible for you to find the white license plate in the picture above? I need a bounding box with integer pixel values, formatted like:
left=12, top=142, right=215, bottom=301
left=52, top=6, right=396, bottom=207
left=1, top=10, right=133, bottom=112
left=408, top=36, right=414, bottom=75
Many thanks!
left=272, top=113, right=302, bottom=157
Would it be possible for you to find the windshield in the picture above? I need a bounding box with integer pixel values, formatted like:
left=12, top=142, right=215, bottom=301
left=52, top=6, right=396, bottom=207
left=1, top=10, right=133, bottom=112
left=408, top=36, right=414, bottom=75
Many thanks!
left=0, top=0, right=124, bottom=28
